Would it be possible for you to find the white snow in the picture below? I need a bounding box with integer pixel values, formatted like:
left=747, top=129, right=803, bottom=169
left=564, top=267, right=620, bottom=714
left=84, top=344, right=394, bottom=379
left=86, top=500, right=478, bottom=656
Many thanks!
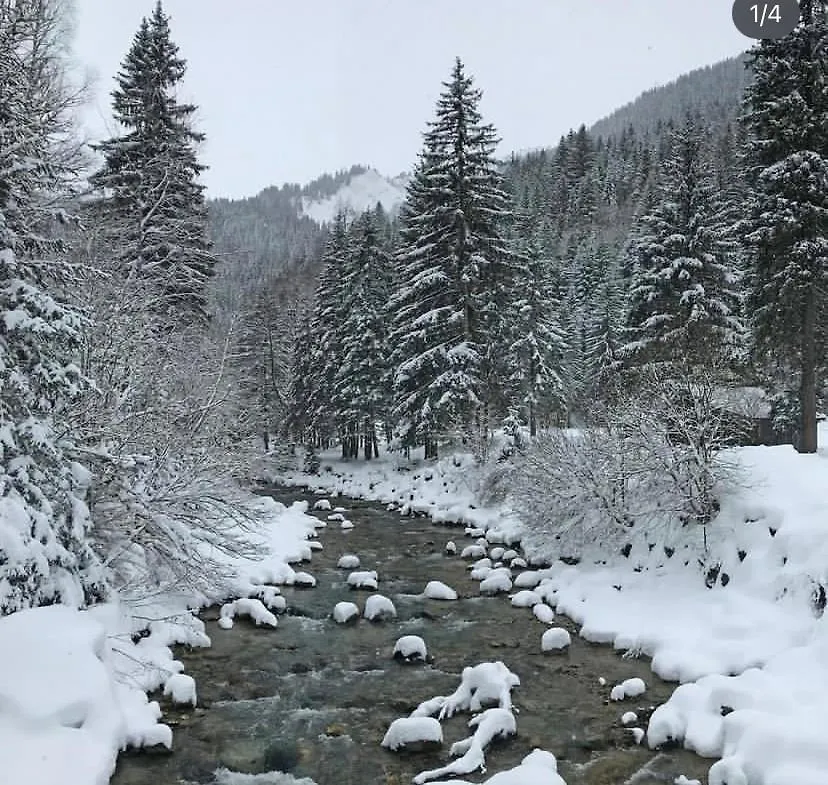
left=610, top=677, right=646, bottom=701
left=674, top=777, right=701, bottom=785
left=292, top=571, right=317, bottom=588
left=347, top=570, right=378, bottom=590
left=479, top=569, right=512, bottom=595
left=326, top=512, right=345, bottom=522
left=336, top=554, right=360, bottom=569
left=445, top=540, right=457, bottom=554
left=163, top=673, right=197, bottom=706
left=313, top=499, right=332, bottom=511
left=393, top=634, right=428, bottom=662
left=424, top=580, right=458, bottom=600
left=510, top=590, right=542, bottom=608
left=630, top=727, right=645, bottom=744
left=541, top=628, right=571, bottom=651
left=533, top=603, right=556, bottom=624
left=489, top=546, right=505, bottom=561
left=340, top=519, right=354, bottom=530
left=621, top=710, right=638, bottom=725
left=364, top=593, right=396, bottom=621
left=220, top=598, right=278, bottom=629
left=461, top=544, right=487, bottom=559
left=381, top=716, right=443, bottom=750
left=513, top=570, right=543, bottom=589
left=332, top=601, right=360, bottom=624
left=425, top=749, right=566, bottom=785
left=509, top=557, right=527, bottom=569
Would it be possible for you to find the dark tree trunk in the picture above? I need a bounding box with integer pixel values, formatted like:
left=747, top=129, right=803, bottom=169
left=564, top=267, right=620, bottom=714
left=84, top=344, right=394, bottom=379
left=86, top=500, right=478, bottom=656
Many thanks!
left=263, top=430, right=270, bottom=452
left=424, top=437, right=438, bottom=460
left=799, top=292, right=818, bottom=454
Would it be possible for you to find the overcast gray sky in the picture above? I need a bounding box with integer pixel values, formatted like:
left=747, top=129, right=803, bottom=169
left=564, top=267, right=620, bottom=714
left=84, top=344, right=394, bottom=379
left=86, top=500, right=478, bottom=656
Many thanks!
left=72, top=1, right=750, bottom=199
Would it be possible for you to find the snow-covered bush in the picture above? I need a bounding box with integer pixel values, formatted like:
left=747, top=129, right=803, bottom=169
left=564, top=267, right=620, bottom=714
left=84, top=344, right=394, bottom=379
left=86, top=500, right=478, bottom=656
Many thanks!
left=503, top=368, right=743, bottom=559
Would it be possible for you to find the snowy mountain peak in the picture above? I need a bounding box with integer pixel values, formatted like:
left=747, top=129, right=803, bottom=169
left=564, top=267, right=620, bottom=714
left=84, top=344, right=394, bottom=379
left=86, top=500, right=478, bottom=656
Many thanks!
left=301, top=167, right=409, bottom=225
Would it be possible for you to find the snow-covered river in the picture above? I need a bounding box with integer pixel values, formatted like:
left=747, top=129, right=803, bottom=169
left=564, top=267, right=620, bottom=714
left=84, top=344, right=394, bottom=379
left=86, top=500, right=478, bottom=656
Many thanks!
left=112, top=488, right=710, bottom=785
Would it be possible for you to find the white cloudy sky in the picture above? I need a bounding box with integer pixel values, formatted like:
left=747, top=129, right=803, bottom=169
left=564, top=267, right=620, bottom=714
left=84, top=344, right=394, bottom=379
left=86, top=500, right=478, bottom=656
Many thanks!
left=72, top=1, right=751, bottom=199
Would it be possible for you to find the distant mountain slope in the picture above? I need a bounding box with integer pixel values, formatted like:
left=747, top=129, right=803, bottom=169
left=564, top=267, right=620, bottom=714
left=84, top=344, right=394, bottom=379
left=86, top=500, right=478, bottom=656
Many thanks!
left=588, top=53, right=750, bottom=141
left=301, top=168, right=409, bottom=224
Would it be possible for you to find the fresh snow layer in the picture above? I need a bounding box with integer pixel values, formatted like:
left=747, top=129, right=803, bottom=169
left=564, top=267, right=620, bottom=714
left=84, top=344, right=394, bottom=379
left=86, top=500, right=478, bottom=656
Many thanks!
left=424, top=580, right=458, bottom=600
left=393, top=634, right=428, bottom=662
left=382, top=716, right=443, bottom=750
left=332, top=602, right=360, bottom=624
left=364, top=594, right=396, bottom=621
left=541, top=628, right=571, bottom=652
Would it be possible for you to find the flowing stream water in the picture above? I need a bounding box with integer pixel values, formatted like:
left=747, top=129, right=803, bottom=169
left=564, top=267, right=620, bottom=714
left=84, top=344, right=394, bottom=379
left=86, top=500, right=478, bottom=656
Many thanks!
left=112, top=487, right=711, bottom=785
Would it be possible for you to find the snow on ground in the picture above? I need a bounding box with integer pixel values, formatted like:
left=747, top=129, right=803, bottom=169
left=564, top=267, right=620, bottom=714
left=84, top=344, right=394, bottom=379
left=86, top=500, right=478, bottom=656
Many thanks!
left=1, top=496, right=324, bottom=785
left=273, top=424, right=828, bottom=782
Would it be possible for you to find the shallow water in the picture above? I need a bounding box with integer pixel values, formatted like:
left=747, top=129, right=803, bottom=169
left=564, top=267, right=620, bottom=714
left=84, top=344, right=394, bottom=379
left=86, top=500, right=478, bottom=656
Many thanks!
left=112, top=488, right=711, bottom=785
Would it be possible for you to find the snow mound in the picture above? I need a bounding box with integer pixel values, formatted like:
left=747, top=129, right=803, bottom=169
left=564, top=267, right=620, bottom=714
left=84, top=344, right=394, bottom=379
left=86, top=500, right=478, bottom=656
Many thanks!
left=214, top=768, right=320, bottom=784
left=432, top=748, right=566, bottom=785
left=533, top=603, right=555, bottom=624
left=332, top=602, right=360, bottom=624
left=610, top=677, right=646, bottom=701
left=382, top=716, right=443, bottom=751
left=445, top=540, right=457, bottom=555
left=541, top=628, right=571, bottom=652
left=479, top=569, right=512, bottom=595
left=621, top=710, right=638, bottom=725
left=509, top=557, right=527, bottom=569
left=510, top=590, right=541, bottom=608
left=347, top=570, right=378, bottom=590
left=393, top=635, right=428, bottom=663
left=340, top=519, right=354, bottom=530
left=313, top=499, right=332, bottom=511
left=461, top=544, right=487, bottom=560
left=424, top=580, right=458, bottom=600
left=364, top=594, right=396, bottom=621
left=163, top=673, right=196, bottom=706
left=337, top=554, right=360, bottom=569
left=293, top=571, right=316, bottom=588
left=220, top=598, right=278, bottom=629
left=513, top=571, right=542, bottom=589
left=327, top=512, right=345, bottom=522
left=489, top=546, right=505, bottom=561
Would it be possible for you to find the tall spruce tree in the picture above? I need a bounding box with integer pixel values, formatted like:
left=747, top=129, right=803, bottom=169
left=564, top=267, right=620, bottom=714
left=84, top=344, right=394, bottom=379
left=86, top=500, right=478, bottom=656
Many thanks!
left=0, top=2, right=105, bottom=613
left=621, top=114, right=743, bottom=370
left=389, top=58, right=517, bottom=458
left=741, top=0, right=828, bottom=453
left=510, top=236, right=568, bottom=435
left=90, top=1, right=215, bottom=325
left=334, top=210, right=392, bottom=459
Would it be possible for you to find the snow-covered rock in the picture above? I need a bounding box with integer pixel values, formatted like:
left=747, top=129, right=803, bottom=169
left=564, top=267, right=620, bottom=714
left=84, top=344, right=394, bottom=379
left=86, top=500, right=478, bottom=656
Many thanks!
left=460, top=544, right=487, bottom=560
left=510, top=590, right=541, bottom=608
left=445, top=540, right=457, bottom=555
left=337, top=554, right=360, bottom=569
left=629, top=727, right=645, bottom=744
left=313, top=499, right=332, bottom=511
left=364, top=594, right=396, bottom=621
left=292, top=571, right=316, bottom=588
left=513, top=570, right=542, bottom=589
left=510, top=557, right=527, bottom=569
left=479, top=569, right=512, bottom=595
left=393, top=635, right=428, bottom=663
left=502, top=549, right=519, bottom=562
left=327, top=512, right=345, bottom=522
left=533, top=603, right=556, bottom=624
left=163, top=674, right=196, bottom=707
left=610, top=677, right=646, bottom=701
left=347, top=570, right=378, bottom=590
left=333, top=506, right=347, bottom=513
left=333, top=601, right=360, bottom=624
left=220, top=598, right=277, bottom=628
left=541, top=628, right=571, bottom=652
left=381, top=716, right=442, bottom=751
left=470, top=565, right=493, bottom=581
left=423, top=580, right=458, bottom=600
left=340, top=519, right=354, bottom=530
left=489, top=546, right=505, bottom=561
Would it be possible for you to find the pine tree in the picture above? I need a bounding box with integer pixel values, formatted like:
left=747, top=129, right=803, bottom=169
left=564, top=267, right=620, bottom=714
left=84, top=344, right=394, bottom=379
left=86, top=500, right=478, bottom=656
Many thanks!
left=305, top=212, right=349, bottom=448
left=90, top=1, right=215, bottom=325
left=621, top=114, right=743, bottom=370
left=0, top=3, right=105, bottom=613
left=389, top=58, right=517, bottom=458
left=741, top=0, right=828, bottom=453
left=510, top=237, right=567, bottom=435
left=334, top=211, right=392, bottom=459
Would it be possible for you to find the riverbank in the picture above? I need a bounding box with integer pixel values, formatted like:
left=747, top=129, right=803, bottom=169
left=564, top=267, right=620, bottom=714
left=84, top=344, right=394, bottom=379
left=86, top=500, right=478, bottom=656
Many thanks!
left=273, top=429, right=828, bottom=785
